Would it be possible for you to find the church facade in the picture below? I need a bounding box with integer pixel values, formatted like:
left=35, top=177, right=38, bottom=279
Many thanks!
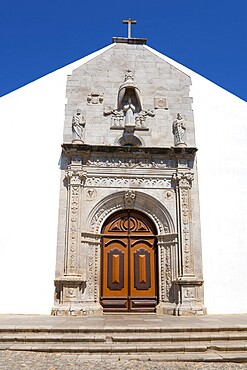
left=52, top=37, right=206, bottom=316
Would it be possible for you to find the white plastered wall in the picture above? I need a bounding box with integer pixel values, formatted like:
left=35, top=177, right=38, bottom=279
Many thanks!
left=146, top=45, right=247, bottom=314
left=0, top=45, right=114, bottom=314
left=0, top=42, right=246, bottom=314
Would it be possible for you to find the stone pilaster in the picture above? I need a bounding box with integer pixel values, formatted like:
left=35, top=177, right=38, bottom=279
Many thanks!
left=52, top=160, right=88, bottom=316
left=173, top=172, right=206, bottom=315
left=156, top=234, right=178, bottom=315
left=65, top=167, right=86, bottom=275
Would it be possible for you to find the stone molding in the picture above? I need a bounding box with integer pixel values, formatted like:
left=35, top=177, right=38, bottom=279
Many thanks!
left=86, top=190, right=175, bottom=235
left=85, top=175, right=172, bottom=189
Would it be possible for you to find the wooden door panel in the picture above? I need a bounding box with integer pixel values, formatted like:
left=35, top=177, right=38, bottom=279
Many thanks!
left=102, top=239, right=128, bottom=298
left=130, top=239, right=156, bottom=298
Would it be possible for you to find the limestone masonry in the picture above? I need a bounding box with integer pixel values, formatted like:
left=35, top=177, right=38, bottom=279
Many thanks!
left=53, top=39, right=206, bottom=316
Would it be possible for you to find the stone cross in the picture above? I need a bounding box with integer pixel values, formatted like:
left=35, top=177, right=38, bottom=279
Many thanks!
left=123, top=18, right=137, bottom=38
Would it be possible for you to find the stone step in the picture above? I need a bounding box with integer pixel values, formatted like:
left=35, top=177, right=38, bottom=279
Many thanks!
left=1, top=326, right=247, bottom=334
left=0, top=334, right=106, bottom=342
left=1, top=332, right=247, bottom=343
left=111, top=332, right=247, bottom=342
left=1, top=341, right=247, bottom=353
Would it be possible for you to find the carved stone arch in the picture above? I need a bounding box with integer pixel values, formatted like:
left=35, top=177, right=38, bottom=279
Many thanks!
left=86, top=190, right=175, bottom=235
left=113, top=132, right=145, bottom=147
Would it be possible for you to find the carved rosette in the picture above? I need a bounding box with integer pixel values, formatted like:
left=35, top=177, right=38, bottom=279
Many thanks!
left=65, top=169, right=87, bottom=274
left=173, top=172, right=194, bottom=276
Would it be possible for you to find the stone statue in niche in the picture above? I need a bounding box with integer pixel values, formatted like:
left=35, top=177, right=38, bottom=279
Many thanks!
left=123, top=97, right=136, bottom=126
left=172, top=113, right=186, bottom=147
left=104, top=69, right=154, bottom=133
left=72, top=109, right=86, bottom=143
left=118, top=70, right=141, bottom=132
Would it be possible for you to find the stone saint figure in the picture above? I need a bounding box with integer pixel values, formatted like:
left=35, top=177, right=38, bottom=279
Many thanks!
left=172, top=113, right=186, bottom=146
left=72, top=109, right=85, bottom=142
left=123, top=97, right=135, bottom=126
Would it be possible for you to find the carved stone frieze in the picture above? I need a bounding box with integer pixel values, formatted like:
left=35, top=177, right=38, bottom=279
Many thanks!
left=86, top=176, right=171, bottom=189
left=86, top=157, right=176, bottom=169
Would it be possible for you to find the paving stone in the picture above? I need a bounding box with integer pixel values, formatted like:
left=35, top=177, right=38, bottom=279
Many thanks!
left=0, top=351, right=247, bottom=369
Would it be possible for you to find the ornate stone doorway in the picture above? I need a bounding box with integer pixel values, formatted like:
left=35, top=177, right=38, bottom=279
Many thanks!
left=100, top=210, right=158, bottom=312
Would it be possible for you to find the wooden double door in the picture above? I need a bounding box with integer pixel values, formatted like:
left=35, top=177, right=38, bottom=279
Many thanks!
left=100, top=210, right=158, bottom=312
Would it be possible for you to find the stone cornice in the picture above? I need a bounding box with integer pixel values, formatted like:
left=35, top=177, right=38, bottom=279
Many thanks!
left=112, top=37, right=147, bottom=45
left=62, top=143, right=197, bottom=158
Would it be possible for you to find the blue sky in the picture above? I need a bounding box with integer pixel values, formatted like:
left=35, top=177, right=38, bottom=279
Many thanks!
left=1, top=0, right=247, bottom=101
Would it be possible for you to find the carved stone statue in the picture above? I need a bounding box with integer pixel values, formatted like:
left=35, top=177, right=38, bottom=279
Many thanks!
left=172, top=113, right=186, bottom=147
left=123, top=97, right=135, bottom=127
left=72, top=109, right=85, bottom=142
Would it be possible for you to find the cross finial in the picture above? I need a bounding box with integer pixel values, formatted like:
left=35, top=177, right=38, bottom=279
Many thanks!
left=123, top=18, right=137, bottom=39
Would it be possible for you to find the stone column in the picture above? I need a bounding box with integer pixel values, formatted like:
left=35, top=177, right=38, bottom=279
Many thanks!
left=173, top=172, right=205, bottom=315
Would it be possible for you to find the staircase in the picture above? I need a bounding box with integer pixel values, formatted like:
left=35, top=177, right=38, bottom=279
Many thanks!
left=0, top=318, right=247, bottom=362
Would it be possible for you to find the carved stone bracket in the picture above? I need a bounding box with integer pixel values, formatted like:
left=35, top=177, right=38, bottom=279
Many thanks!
left=104, top=107, right=153, bottom=132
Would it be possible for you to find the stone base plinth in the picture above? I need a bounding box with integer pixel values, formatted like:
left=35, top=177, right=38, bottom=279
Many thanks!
left=51, top=303, right=103, bottom=317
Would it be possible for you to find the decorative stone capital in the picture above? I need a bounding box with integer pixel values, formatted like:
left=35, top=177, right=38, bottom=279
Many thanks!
left=173, top=172, right=194, bottom=188
left=66, top=170, right=87, bottom=186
